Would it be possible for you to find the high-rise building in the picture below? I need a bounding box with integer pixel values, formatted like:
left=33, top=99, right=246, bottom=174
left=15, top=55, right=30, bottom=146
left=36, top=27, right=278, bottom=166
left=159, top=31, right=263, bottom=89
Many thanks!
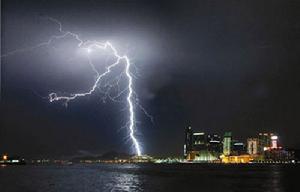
left=184, top=128, right=220, bottom=161
left=258, top=133, right=272, bottom=153
left=223, top=132, right=232, bottom=156
left=258, top=132, right=278, bottom=153
left=184, top=126, right=193, bottom=157
left=207, top=134, right=222, bottom=153
left=193, top=132, right=206, bottom=151
left=247, top=138, right=259, bottom=155
left=232, top=141, right=246, bottom=155
left=191, top=132, right=219, bottom=162
left=271, top=135, right=278, bottom=149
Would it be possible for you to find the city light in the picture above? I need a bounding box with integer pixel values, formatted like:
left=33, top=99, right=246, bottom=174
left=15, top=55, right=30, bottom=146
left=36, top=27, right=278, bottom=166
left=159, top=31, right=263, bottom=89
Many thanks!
left=184, top=127, right=295, bottom=163
left=3, top=155, right=8, bottom=160
left=271, top=135, right=278, bottom=140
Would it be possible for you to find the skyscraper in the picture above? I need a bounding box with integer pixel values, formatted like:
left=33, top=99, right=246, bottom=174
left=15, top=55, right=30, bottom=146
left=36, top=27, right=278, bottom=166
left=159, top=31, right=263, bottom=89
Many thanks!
left=232, top=141, right=246, bottom=155
left=258, top=133, right=270, bottom=152
left=223, top=132, right=232, bottom=156
left=207, top=134, right=222, bottom=153
left=271, top=135, right=278, bottom=149
left=258, top=132, right=277, bottom=153
left=192, top=132, right=207, bottom=151
left=184, top=126, right=193, bottom=157
left=247, top=138, right=259, bottom=155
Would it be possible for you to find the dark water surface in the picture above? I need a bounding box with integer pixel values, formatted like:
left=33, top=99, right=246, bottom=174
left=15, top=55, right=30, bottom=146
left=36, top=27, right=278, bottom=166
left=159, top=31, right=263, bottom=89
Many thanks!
left=0, top=164, right=299, bottom=192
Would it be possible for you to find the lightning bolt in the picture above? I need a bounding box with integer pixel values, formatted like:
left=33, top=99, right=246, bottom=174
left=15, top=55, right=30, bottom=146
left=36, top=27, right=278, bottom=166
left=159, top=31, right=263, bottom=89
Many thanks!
left=1, top=17, right=152, bottom=156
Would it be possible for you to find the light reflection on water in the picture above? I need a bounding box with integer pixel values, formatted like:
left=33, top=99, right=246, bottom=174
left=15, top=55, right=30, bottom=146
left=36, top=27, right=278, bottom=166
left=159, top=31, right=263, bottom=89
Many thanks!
left=102, top=164, right=142, bottom=192
left=0, top=164, right=298, bottom=192
left=265, top=165, right=282, bottom=192
left=105, top=173, right=141, bottom=192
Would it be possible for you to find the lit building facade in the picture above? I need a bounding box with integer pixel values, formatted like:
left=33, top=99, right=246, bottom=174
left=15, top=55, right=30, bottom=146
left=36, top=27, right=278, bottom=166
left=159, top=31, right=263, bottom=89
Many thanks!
left=207, top=134, right=222, bottom=153
left=271, top=135, right=278, bottom=149
left=232, top=141, right=246, bottom=155
left=221, top=154, right=252, bottom=164
left=247, top=138, right=259, bottom=155
left=184, top=126, right=193, bottom=157
left=223, top=132, right=232, bottom=156
left=193, top=132, right=206, bottom=151
left=184, top=128, right=220, bottom=161
left=258, top=133, right=273, bottom=153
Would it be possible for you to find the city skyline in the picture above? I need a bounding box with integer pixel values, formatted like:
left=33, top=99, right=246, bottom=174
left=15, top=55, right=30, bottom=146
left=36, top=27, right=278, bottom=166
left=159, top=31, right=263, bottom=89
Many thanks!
left=183, top=126, right=294, bottom=163
left=1, top=0, right=300, bottom=158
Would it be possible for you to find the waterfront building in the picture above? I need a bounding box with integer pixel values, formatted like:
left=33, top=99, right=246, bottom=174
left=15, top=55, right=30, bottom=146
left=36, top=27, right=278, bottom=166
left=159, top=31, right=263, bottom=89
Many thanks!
left=232, top=141, right=246, bottom=155
left=193, top=132, right=206, bottom=151
left=188, top=150, right=219, bottom=162
left=247, top=138, right=259, bottom=155
left=271, top=135, right=278, bottom=149
left=223, top=132, right=232, bottom=156
left=184, top=126, right=193, bottom=157
left=220, top=154, right=252, bottom=163
left=258, top=132, right=274, bottom=153
left=184, top=128, right=220, bottom=161
left=207, top=134, right=222, bottom=153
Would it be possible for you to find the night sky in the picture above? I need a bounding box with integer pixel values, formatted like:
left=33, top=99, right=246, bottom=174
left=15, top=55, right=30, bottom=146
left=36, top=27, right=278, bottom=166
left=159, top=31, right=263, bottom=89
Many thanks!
left=1, top=0, right=300, bottom=158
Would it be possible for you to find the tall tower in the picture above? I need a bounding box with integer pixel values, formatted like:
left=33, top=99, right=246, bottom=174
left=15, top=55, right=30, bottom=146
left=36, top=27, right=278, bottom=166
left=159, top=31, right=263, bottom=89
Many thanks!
left=271, top=135, right=278, bottom=149
left=223, top=132, right=232, bottom=156
left=184, top=126, right=193, bottom=157
left=258, top=132, right=276, bottom=153
left=247, top=138, right=259, bottom=155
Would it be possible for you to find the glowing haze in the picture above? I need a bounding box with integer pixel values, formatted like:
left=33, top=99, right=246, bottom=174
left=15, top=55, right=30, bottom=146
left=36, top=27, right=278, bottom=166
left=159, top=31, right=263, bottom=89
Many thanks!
left=2, top=17, right=146, bottom=156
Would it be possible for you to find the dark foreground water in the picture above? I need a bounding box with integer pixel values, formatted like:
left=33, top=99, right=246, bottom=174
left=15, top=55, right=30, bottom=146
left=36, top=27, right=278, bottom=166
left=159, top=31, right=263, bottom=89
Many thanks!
left=0, top=163, right=299, bottom=192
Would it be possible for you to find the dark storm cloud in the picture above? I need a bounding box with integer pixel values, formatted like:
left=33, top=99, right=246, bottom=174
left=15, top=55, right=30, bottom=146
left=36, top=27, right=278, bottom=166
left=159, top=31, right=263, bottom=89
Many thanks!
left=1, top=0, right=300, bottom=157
